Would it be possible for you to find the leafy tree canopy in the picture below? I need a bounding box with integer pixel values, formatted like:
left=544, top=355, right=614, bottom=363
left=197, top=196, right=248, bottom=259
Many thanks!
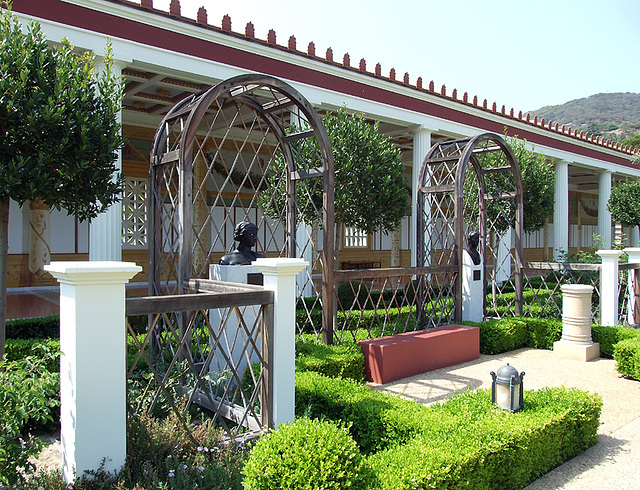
left=260, top=107, right=410, bottom=236
left=0, top=5, right=125, bottom=360
left=464, top=134, right=555, bottom=234
left=324, top=108, right=410, bottom=235
left=608, top=179, right=640, bottom=227
left=0, top=7, right=125, bottom=220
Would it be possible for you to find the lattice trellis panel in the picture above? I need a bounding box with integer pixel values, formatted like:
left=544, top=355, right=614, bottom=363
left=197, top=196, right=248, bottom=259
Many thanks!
left=149, top=75, right=335, bottom=339
left=417, top=133, right=524, bottom=322
left=122, top=177, right=148, bottom=248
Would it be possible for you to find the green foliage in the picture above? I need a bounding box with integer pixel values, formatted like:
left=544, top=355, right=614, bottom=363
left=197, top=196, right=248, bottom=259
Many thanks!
left=260, top=107, right=410, bottom=237
left=592, top=324, right=640, bottom=357
left=6, top=315, right=59, bottom=339
left=337, top=280, right=371, bottom=310
left=622, top=134, right=640, bottom=150
left=608, top=179, right=640, bottom=227
left=510, top=135, right=556, bottom=233
left=31, top=406, right=247, bottom=489
left=243, top=418, right=374, bottom=489
left=471, top=316, right=562, bottom=354
left=296, top=338, right=365, bottom=381
left=0, top=346, right=60, bottom=486
left=295, top=371, right=447, bottom=455
left=0, top=8, right=125, bottom=217
left=614, top=337, right=640, bottom=380
left=324, top=108, right=410, bottom=235
left=463, top=133, right=554, bottom=234
left=5, top=337, right=60, bottom=372
left=369, top=387, right=601, bottom=489
left=295, top=371, right=601, bottom=490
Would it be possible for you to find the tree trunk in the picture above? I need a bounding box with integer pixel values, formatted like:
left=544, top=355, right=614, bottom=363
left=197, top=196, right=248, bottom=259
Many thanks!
left=0, top=197, right=9, bottom=362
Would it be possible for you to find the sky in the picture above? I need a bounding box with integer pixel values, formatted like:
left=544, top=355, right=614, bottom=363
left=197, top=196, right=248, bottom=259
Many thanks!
left=152, top=0, right=640, bottom=114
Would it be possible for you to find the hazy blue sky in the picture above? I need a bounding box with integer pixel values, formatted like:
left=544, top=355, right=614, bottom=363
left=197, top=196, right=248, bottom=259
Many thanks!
left=153, top=0, right=639, bottom=114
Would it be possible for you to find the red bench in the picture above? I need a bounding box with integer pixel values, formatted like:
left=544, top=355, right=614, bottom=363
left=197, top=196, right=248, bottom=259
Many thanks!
left=357, top=324, right=480, bottom=384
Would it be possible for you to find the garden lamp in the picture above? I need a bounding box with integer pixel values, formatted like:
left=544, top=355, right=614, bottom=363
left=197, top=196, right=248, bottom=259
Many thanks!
left=490, top=363, right=525, bottom=412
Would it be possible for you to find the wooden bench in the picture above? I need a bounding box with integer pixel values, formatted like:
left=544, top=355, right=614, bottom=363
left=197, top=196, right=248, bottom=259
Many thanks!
left=340, top=261, right=382, bottom=270
left=357, top=324, right=480, bottom=384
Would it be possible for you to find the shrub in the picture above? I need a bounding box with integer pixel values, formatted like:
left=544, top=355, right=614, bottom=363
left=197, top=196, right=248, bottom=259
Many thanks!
left=6, top=315, right=59, bottom=339
left=368, top=387, right=601, bottom=490
left=592, top=325, right=640, bottom=357
left=243, top=418, right=374, bottom=489
left=295, top=339, right=364, bottom=381
left=5, top=338, right=60, bottom=372
left=337, top=280, right=371, bottom=311
left=478, top=317, right=529, bottom=354
left=0, top=346, right=60, bottom=486
left=525, top=317, right=562, bottom=350
left=614, top=337, right=640, bottom=380
left=295, top=371, right=448, bottom=454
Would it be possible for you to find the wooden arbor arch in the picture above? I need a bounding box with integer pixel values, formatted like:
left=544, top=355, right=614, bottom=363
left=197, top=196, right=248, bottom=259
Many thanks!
left=149, top=74, right=335, bottom=336
left=417, top=133, right=524, bottom=321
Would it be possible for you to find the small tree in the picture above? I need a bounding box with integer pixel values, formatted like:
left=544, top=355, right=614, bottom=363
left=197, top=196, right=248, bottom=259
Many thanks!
left=260, top=107, right=410, bottom=259
left=608, top=179, right=640, bottom=240
left=464, top=133, right=555, bottom=234
left=0, top=6, right=125, bottom=360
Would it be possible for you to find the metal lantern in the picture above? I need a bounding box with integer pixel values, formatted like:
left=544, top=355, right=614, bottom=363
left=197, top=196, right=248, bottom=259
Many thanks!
left=490, top=363, right=525, bottom=412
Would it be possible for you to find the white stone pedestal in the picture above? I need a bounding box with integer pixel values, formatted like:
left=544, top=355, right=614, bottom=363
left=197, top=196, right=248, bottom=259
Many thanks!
left=44, top=261, right=141, bottom=482
left=462, top=252, right=483, bottom=322
left=209, top=264, right=262, bottom=374
left=554, top=284, right=600, bottom=361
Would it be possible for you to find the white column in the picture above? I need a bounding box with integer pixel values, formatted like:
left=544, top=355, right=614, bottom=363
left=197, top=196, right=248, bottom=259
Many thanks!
left=598, top=171, right=613, bottom=249
left=412, top=128, right=431, bottom=267
left=254, top=258, right=307, bottom=427
left=44, top=261, right=142, bottom=483
left=89, top=59, right=124, bottom=261
left=631, top=226, right=640, bottom=248
left=553, top=160, right=569, bottom=260
left=624, top=247, right=640, bottom=325
left=596, top=250, right=623, bottom=326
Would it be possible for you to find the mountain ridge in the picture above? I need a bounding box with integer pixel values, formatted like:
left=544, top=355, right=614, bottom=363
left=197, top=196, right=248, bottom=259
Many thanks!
left=529, top=92, right=640, bottom=143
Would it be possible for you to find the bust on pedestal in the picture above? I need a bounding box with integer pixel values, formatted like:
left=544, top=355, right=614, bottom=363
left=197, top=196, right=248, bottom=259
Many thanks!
left=210, top=221, right=265, bottom=373
left=219, top=221, right=264, bottom=266
left=462, top=232, right=484, bottom=322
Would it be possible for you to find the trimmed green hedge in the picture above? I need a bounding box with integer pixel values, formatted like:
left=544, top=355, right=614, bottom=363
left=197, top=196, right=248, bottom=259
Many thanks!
left=592, top=324, right=640, bottom=357
left=614, top=337, right=640, bottom=380
left=295, top=339, right=364, bottom=382
left=368, top=387, right=601, bottom=489
left=292, top=371, right=601, bottom=489
left=5, top=315, right=59, bottom=340
left=463, top=316, right=562, bottom=355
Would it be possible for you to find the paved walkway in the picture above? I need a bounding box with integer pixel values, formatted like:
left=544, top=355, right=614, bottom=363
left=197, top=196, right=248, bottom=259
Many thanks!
left=372, top=347, right=640, bottom=489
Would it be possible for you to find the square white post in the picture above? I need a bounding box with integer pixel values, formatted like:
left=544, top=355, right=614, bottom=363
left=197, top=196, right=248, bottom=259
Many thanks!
left=596, top=250, right=623, bottom=326
left=44, top=261, right=141, bottom=482
left=253, top=258, right=307, bottom=427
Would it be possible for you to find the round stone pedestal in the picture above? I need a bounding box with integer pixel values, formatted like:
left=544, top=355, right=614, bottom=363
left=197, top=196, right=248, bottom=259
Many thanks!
left=554, top=284, right=600, bottom=361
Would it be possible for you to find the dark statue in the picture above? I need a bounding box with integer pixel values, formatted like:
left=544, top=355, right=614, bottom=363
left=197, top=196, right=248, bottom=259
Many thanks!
left=219, top=220, right=265, bottom=265
left=466, top=231, right=481, bottom=266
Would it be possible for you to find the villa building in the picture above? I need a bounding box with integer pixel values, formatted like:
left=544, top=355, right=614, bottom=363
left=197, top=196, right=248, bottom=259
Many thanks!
left=6, top=0, right=640, bottom=309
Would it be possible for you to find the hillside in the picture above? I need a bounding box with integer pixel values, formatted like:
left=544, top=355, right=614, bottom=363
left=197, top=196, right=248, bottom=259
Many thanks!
left=530, top=92, right=640, bottom=144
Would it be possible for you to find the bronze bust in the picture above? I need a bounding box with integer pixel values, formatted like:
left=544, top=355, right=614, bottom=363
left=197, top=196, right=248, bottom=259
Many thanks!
left=219, top=221, right=265, bottom=265
left=466, top=231, right=481, bottom=266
